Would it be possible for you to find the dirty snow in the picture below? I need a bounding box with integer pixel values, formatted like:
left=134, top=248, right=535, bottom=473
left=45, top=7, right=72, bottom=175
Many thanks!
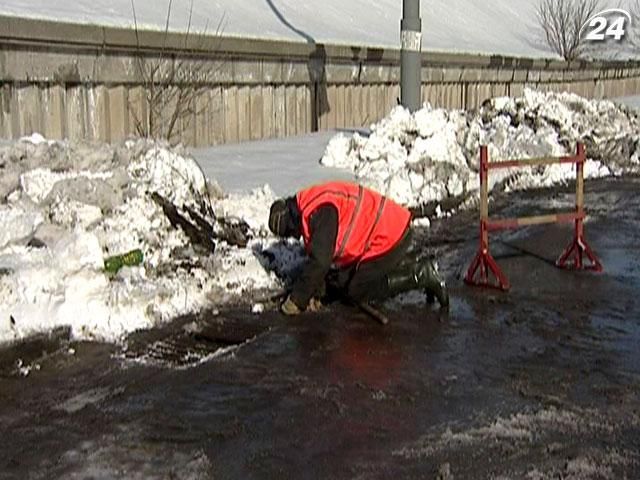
left=394, top=406, right=639, bottom=479
left=321, top=88, right=640, bottom=210
left=0, top=136, right=301, bottom=345
left=1, top=89, right=640, bottom=345
left=394, top=407, right=614, bottom=459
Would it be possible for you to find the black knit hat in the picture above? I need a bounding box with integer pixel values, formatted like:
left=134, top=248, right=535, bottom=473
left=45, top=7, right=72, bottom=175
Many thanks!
left=268, top=199, right=289, bottom=236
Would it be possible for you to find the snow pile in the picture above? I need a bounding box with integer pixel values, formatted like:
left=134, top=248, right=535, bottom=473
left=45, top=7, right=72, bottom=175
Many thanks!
left=322, top=89, right=640, bottom=208
left=0, top=136, right=300, bottom=345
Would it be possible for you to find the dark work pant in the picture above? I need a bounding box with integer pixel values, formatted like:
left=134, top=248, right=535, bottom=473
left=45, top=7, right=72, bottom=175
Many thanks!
left=327, top=228, right=413, bottom=302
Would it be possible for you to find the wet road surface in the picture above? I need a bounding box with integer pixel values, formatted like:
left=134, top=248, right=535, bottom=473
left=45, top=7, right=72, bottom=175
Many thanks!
left=1, top=177, right=639, bottom=479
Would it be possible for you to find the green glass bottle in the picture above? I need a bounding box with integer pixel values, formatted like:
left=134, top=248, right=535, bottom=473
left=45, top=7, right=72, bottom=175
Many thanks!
left=104, top=248, right=144, bottom=274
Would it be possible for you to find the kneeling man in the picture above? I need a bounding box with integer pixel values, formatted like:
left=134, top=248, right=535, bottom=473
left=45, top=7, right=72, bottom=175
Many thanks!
left=268, top=181, right=449, bottom=315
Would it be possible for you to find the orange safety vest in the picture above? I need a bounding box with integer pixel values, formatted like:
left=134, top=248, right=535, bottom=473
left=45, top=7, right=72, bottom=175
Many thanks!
left=296, top=181, right=411, bottom=267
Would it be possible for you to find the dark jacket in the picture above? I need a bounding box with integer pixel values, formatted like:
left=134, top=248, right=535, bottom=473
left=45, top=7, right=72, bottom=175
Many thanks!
left=289, top=202, right=338, bottom=308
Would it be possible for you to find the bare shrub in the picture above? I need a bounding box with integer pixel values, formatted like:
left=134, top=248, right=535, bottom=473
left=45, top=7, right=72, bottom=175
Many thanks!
left=129, top=0, right=226, bottom=142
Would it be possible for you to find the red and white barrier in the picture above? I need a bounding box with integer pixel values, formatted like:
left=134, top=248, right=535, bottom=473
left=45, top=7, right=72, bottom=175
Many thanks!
left=464, top=143, right=603, bottom=291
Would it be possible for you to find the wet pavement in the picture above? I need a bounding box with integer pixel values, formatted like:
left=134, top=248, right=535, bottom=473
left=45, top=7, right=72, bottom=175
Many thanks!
left=1, top=177, right=639, bottom=479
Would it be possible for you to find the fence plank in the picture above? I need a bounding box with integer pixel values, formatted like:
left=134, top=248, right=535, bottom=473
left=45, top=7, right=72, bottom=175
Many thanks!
left=66, top=86, right=88, bottom=141
left=224, top=86, right=239, bottom=143
left=335, top=84, right=346, bottom=129
left=209, top=87, right=225, bottom=145
left=179, top=96, right=197, bottom=147
left=237, top=86, right=251, bottom=142
left=18, top=85, right=42, bottom=136
left=274, top=85, right=286, bottom=138
left=376, top=84, right=386, bottom=122
left=90, top=86, right=110, bottom=142
left=108, top=86, right=128, bottom=142
left=325, top=84, right=338, bottom=130
left=363, top=84, right=372, bottom=126
left=345, top=85, right=354, bottom=128
left=41, top=85, right=65, bottom=140
left=285, top=85, right=297, bottom=136
left=261, top=85, right=275, bottom=139
left=0, top=85, right=10, bottom=138
left=296, top=85, right=307, bottom=135
left=390, top=84, right=400, bottom=111
left=194, top=90, right=210, bottom=147
left=126, top=85, right=146, bottom=139
left=250, top=85, right=263, bottom=140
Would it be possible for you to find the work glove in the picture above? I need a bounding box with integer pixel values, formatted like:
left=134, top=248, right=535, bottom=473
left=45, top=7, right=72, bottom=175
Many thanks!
left=281, top=296, right=302, bottom=315
left=307, top=297, right=323, bottom=312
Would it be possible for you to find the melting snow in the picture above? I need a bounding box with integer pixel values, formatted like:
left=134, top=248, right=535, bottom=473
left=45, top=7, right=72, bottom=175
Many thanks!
left=321, top=88, right=640, bottom=210
left=0, top=138, right=298, bottom=345
left=1, top=89, right=639, bottom=345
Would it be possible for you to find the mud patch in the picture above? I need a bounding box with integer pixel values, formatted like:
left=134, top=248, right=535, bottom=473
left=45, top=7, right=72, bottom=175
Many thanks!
left=116, top=313, right=271, bottom=369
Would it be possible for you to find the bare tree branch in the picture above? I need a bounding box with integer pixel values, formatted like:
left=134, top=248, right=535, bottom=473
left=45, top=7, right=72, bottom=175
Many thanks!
left=628, top=1, right=640, bottom=49
left=537, top=0, right=601, bottom=60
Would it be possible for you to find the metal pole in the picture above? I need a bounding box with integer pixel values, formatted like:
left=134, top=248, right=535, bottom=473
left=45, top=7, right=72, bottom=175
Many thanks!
left=401, top=0, right=422, bottom=112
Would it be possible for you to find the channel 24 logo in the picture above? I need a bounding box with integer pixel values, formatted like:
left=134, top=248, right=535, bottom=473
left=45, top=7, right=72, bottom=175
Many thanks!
left=580, top=8, right=631, bottom=41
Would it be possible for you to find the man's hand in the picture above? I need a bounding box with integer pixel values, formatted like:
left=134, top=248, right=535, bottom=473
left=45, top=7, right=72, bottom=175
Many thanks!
left=280, top=296, right=302, bottom=315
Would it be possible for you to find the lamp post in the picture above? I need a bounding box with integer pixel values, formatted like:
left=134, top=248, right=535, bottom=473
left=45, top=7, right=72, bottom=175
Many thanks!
left=400, top=0, right=422, bottom=112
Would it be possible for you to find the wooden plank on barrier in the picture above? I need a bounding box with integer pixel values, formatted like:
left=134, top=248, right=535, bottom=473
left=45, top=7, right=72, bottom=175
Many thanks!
left=480, top=145, right=489, bottom=248
left=576, top=144, right=585, bottom=212
left=488, top=155, right=579, bottom=169
left=480, top=146, right=489, bottom=220
left=488, top=212, right=584, bottom=231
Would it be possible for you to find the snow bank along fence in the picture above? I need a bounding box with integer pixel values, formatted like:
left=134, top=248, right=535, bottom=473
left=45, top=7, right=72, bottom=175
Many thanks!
left=2, top=16, right=640, bottom=147
left=465, top=143, right=603, bottom=291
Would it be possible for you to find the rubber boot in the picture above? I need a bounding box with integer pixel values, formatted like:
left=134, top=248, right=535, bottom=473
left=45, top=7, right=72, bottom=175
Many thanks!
left=386, top=258, right=449, bottom=308
left=417, top=259, right=449, bottom=309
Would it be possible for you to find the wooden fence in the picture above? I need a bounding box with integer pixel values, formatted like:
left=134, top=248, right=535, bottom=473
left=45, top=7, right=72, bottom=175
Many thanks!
left=1, top=15, right=639, bottom=146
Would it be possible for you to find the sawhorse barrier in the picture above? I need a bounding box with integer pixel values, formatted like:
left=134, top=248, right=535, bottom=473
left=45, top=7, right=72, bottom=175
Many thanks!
left=464, top=143, right=603, bottom=291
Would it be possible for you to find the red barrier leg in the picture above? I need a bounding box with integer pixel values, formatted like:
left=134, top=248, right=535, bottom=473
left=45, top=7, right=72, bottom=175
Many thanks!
left=464, top=220, right=510, bottom=290
left=556, top=219, right=603, bottom=271
left=464, top=248, right=511, bottom=290
left=557, top=149, right=603, bottom=272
